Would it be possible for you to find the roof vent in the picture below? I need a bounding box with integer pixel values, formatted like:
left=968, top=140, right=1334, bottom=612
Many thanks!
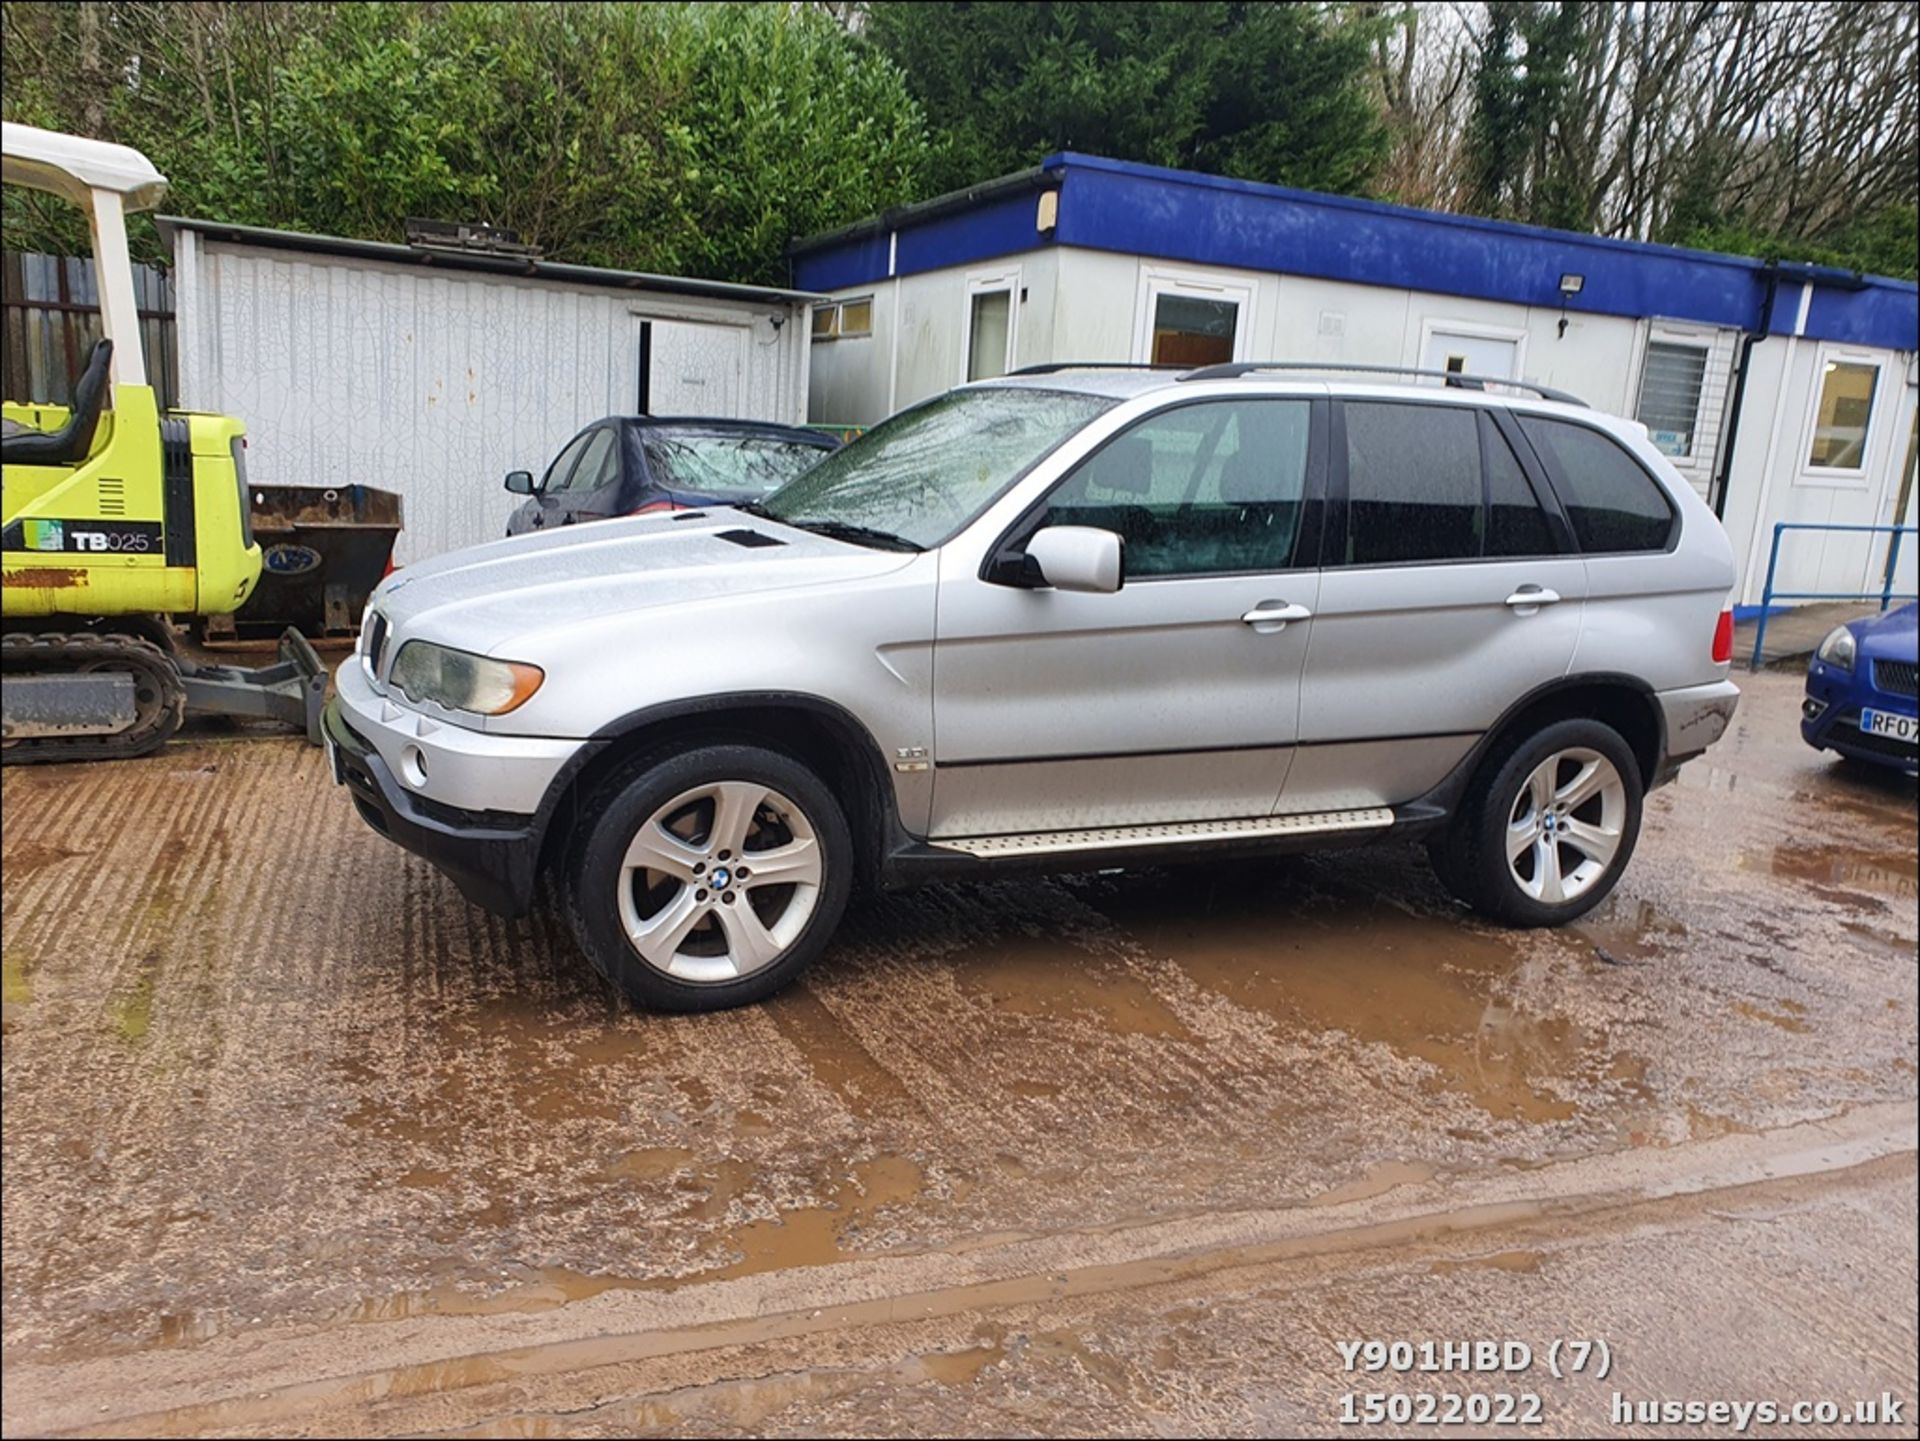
left=403, top=218, right=543, bottom=259
left=715, top=528, right=784, bottom=549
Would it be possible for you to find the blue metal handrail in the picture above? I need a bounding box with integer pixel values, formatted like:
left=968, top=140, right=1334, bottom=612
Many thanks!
left=1749, top=521, right=1918, bottom=669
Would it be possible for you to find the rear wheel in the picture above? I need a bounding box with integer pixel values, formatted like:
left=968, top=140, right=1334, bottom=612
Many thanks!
left=1431, top=718, right=1642, bottom=927
left=565, top=743, right=852, bottom=1011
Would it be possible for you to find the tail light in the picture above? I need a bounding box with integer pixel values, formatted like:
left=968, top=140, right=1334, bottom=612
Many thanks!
left=629, top=500, right=677, bottom=516
left=1712, top=609, right=1734, bottom=665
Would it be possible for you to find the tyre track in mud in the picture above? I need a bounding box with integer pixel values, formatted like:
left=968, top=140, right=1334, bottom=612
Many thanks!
left=2, top=672, right=1914, bottom=1435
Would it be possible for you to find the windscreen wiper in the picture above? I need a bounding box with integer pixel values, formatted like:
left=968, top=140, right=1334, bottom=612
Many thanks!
left=781, top=517, right=925, bottom=552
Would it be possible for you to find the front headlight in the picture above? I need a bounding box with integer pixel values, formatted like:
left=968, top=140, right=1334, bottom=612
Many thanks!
left=388, top=641, right=543, bottom=715
left=1815, top=625, right=1857, bottom=671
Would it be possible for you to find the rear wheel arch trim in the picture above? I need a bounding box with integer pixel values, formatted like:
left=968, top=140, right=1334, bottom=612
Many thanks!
left=1415, top=672, right=1666, bottom=818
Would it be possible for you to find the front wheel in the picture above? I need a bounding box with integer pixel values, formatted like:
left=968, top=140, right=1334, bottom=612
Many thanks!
left=565, top=743, right=853, bottom=1011
left=1431, top=718, right=1643, bottom=927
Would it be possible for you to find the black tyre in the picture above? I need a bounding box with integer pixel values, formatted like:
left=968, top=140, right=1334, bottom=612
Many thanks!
left=564, top=743, right=853, bottom=1012
left=1431, top=718, right=1643, bottom=927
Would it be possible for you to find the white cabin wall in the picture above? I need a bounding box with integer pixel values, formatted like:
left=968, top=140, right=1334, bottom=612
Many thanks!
left=176, top=239, right=809, bottom=562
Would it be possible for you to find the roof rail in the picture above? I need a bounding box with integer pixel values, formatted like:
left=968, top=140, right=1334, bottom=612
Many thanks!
left=1006, top=361, right=1188, bottom=377
left=1177, top=360, right=1589, bottom=406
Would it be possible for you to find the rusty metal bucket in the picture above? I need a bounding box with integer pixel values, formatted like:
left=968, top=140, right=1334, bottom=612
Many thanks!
left=212, top=484, right=403, bottom=642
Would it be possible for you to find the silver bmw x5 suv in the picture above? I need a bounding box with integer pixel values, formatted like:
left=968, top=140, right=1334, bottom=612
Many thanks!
left=325, top=363, right=1742, bottom=1011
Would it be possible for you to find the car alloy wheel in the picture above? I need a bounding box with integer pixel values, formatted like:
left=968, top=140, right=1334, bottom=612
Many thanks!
left=1504, top=745, right=1626, bottom=905
left=618, top=779, right=824, bottom=982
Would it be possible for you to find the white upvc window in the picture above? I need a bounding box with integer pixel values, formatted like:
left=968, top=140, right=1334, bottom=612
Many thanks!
left=809, top=295, right=874, bottom=342
left=1132, top=266, right=1255, bottom=367
left=1801, top=346, right=1885, bottom=483
left=962, top=267, right=1019, bottom=382
left=1636, top=338, right=1712, bottom=460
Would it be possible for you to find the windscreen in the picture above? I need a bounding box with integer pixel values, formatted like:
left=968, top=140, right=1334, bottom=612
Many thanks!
left=758, top=387, right=1116, bottom=550
left=642, top=432, right=832, bottom=499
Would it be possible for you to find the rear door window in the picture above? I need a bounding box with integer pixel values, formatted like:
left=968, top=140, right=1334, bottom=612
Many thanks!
left=1342, top=402, right=1482, bottom=565
left=1517, top=416, right=1675, bottom=552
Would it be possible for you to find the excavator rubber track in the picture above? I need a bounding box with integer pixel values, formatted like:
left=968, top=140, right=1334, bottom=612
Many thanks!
left=1, top=630, right=186, bottom=765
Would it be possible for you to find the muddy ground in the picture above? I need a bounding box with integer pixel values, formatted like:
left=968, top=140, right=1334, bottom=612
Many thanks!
left=2, top=670, right=1915, bottom=1437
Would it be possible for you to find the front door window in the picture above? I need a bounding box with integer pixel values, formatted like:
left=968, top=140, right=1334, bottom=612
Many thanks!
left=1038, top=399, right=1311, bottom=576
left=540, top=430, right=594, bottom=493
left=558, top=428, right=617, bottom=494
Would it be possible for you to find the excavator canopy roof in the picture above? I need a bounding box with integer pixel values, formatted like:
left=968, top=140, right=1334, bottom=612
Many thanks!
left=1, top=122, right=167, bottom=212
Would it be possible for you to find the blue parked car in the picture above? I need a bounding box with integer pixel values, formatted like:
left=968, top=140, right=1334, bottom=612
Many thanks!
left=1802, top=602, right=1919, bottom=773
left=503, top=418, right=840, bottom=537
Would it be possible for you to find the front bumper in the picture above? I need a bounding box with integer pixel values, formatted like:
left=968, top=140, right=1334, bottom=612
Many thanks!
left=325, top=698, right=548, bottom=914
left=1801, top=661, right=1919, bottom=772
left=324, top=661, right=591, bottom=916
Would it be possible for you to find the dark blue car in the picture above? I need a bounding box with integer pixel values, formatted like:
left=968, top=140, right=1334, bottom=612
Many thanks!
left=503, top=417, right=839, bottom=536
left=1802, top=601, right=1919, bottom=773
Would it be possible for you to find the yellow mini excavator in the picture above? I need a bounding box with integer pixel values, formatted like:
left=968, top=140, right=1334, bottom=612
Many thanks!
left=2, top=122, right=324, bottom=763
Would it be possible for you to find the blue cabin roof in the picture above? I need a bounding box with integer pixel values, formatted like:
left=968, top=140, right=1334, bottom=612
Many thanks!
left=791, top=153, right=1918, bottom=354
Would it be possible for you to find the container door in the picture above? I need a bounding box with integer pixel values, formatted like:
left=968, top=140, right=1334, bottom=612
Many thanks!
left=644, top=319, right=745, bottom=418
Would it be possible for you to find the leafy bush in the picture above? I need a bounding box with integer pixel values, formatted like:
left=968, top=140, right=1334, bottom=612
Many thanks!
left=1, top=1, right=928, bottom=284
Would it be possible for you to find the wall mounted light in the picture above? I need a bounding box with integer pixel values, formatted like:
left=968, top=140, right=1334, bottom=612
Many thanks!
left=1557, top=273, right=1585, bottom=336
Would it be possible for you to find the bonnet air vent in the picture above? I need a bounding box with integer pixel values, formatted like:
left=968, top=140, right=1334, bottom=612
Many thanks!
left=670, top=510, right=708, bottom=521
left=716, top=529, right=785, bottom=549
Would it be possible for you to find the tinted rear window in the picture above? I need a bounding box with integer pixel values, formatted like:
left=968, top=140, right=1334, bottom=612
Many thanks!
left=1518, top=416, right=1675, bottom=553
left=1344, top=402, right=1482, bottom=564
left=1484, top=424, right=1556, bottom=558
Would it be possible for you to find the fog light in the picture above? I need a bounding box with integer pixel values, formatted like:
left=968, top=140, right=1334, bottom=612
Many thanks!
left=400, top=744, right=429, bottom=788
left=1802, top=698, right=1827, bottom=721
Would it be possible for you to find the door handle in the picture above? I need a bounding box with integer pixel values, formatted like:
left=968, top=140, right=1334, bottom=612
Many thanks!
left=1241, top=601, right=1313, bottom=629
left=1504, top=586, right=1561, bottom=609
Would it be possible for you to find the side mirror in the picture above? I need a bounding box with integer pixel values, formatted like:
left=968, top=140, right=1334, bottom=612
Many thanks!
left=504, top=470, right=536, bottom=495
left=1023, top=525, right=1123, bottom=594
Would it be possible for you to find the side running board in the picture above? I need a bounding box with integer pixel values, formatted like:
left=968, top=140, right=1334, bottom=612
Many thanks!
left=937, top=807, right=1395, bottom=860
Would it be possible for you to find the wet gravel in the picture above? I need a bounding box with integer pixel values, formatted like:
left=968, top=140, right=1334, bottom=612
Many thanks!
left=2, top=670, right=1914, bottom=1433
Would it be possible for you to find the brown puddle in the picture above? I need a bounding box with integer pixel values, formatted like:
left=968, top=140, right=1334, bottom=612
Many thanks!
left=764, top=982, right=921, bottom=1120
left=1842, top=921, right=1920, bottom=955
left=1749, top=842, right=1918, bottom=903
left=1429, top=1248, right=1544, bottom=1276
left=952, top=931, right=1197, bottom=1042
left=608, top=1146, right=697, bottom=1183
left=918, top=1324, right=1010, bottom=1386
left=152, top=1151, right=927, bottom=1349
left=701, top=1154, right=926, bottom=1281
left=1572, top=894, right=1690, bottom=962
left=1309, top=1160, right=1437, bottom=1207
left=2, top=840, right=87, bottom=879
left=1028, top=1327, right=1133, bottom=1394
left=1072, top=861, right=1621, bottom=1123
left=1731, top=999, right=1814, bottom=1035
